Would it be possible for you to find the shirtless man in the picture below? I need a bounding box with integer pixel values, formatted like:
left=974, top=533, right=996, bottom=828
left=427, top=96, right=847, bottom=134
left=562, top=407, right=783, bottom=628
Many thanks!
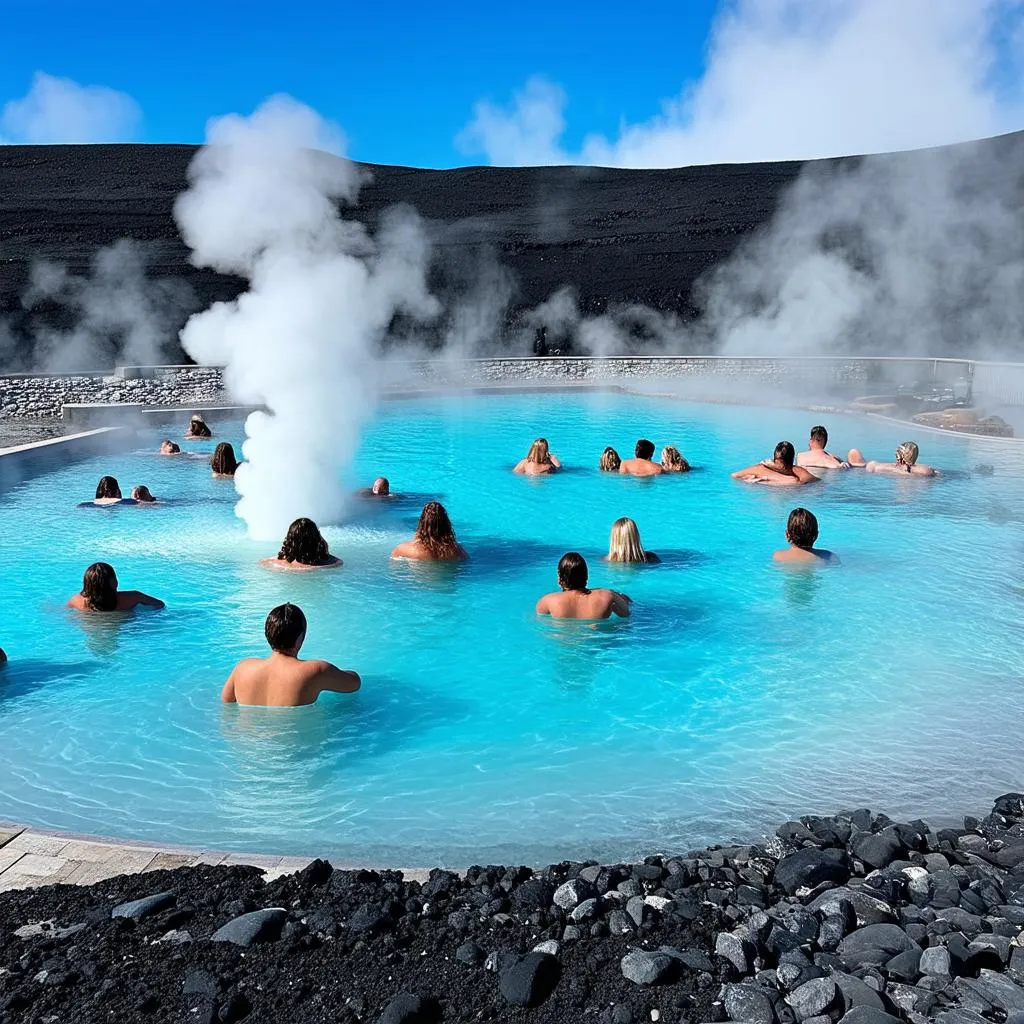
left=796, top=426, right=849, bottom=470
left=732, top=441, right=819, bottom=486
left=773, top=508, right=837, bottom=565
left=536, top=552, right=632, bottom=620
left=220, top=603, right=361, bottom=708
left=619, top=439, right=663, bottom=477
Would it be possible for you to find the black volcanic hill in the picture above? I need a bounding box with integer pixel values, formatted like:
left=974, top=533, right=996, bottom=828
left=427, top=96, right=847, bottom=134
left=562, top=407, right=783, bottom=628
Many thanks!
left=1, top=132, right=1023, bottom=364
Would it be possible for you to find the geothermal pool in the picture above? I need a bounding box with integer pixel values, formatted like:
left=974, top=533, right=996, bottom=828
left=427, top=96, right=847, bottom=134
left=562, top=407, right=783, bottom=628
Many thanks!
left=1, top=390, right=1023, bottom=866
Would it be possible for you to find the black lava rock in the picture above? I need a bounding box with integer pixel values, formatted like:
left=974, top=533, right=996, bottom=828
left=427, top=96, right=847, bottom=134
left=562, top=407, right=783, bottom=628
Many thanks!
left=499, top=952, right=560, bottom=1007
left=376, top=992, right=442, bottom=1024
left=774, top=848, right=850, bottom=894
left=621, top=950, right=677, bottom=985
left=210, top=907, right=287, bottom=947
left=111, top=891, right=176, bottom=920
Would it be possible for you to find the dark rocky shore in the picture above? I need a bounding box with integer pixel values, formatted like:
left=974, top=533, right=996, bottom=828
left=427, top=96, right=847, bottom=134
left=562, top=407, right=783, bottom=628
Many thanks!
left=5, top=796, right=1024, bottom=1023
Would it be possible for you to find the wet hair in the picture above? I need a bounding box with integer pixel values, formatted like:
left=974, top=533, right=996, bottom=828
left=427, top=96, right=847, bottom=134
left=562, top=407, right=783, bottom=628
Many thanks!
left=81, top=562, right=118, bottom=611
left=131, top=485, right=155, bottom=503
left=414, top=501, right=462, bottom=559
left=278, top=517, right=330, bottom=565
left=635, top=439, right=655, bottom=460
left=95, top=476, right=121, bottom=500
left=774, top=441, right=796, bottom=469
left=786, top=508, right=820, bottom=550
left=526, top=438, right=552, bottom=465
left=809, top=425, right=828, bottom=447
left=599, top=447, right=621, bottom=472
left=372, top=477, right=390, bottom=495
left=265, top=603, right=307, bottom=653
left=895, top=441, right=919, bottom=467
left=211, top=442, right=238, bottom=476
left=160, top=440, right=181, bottom=454
left=188, top=415, right=212, bottom=438
left=557, top=552, right=588, bottom=591
left=661, top=446, right=690, bottom=472
left=608, top=517, right=648, bottom=563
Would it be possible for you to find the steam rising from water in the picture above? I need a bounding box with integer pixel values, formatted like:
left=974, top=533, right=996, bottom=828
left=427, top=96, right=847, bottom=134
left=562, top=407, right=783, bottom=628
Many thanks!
left=175, top=97, right=439, bottom=540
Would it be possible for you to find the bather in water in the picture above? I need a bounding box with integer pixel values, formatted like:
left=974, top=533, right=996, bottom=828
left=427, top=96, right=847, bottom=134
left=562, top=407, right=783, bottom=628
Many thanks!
left=660, top=445, right=690, bottom=473
left=773, top=508, right=837, bottom=565
left=261, top=518, right=342, bottom=570
left=619, top=439, right=663, bottom=477
left=159, top=440, right=182, bottom=456
left=732, top=441, right=818, bottom=486
left=185, top=414, right=212, bottom=439
left=67, top=562, right=164, bottom=612
left=357, top=477, right=395, bottom=498
left=211, top=442, right=238, bottom=478
left=391, top=501, right=468, bottom=561
left=87, top=476, right=136, bottom=506
left=514, top=438, right=561, bottom=476
left=599, top=447, right=621, bottom=472
left=536, top=552, right=631, bottom=620
left=605, top=517, right=660, bottom=564
left=131, top=485, right=157, bottom=503
left=848, top=440, right=937, bottom=477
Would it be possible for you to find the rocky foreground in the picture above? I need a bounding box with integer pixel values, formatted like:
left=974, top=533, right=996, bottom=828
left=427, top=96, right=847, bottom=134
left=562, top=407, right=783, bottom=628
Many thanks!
left=5, top=797, right=1024, bottom=1024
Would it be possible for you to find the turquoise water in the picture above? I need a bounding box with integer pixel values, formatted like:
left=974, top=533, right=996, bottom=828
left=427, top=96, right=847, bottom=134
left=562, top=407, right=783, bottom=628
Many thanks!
left=1, top=390, right=1024, bottom=866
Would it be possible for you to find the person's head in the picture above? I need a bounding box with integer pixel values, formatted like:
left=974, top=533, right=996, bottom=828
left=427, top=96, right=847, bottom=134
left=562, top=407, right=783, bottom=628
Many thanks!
left=211, top=442, right=238, bottom=476
left=526, top=438, right=551, bottom=464
left=608, top=517, right=647, bottom=563
left=557, top=552, right=588, bottom=591
left=81, top=562, right=118, bottom=611
left=599, top=447, right=621, bottom=472
left=160, top=440, right=180, bottom=455
left=265, top=602, right=307, bottom=655
left=895, top=441, right=919, bottom=466
left=786, top=508, right=819, bottom=550
left=371, top=476, right=390, bottom=496
left=278, top=517, right=329, bottom=565
left=415, top=500, right=460, bottom=558
left=131, top=485, right=155, bottom=503
left=661, top=446, right=689, bottom=472
left=635, top=439, right=655, bottom=460
left=95, top=476, right=121, bottom=500
left=774, top=441, right=796, bottom=470
left=188, top=415, right=212, bottom=438
left=809, top=426, right=828, bottom=450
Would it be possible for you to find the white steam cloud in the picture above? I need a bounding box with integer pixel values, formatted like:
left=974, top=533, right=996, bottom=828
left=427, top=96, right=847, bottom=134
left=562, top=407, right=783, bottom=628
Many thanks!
left=1, top=72, right=141, bottom=144
left=175, top=96, right=440, bottom=541
left=459, top=0, right=1023, bottom=168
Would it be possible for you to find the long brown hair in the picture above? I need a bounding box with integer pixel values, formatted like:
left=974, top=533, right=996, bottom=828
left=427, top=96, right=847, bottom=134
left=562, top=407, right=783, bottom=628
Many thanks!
left=82, top=562, right=118, bottom=611
left=211, top=442, right=238, bottom=476
left=414, top=501, right=462, bottom=559
left=278, top=518, right=330, bottom=565
left=95, top=476, right=121, bottom=500
left=188, top=415, right=212, bottom=438
left=526, top=438, right=552, bottom=465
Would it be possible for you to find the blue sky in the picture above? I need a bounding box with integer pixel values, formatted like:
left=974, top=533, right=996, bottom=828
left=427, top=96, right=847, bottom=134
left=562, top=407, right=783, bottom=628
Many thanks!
left=0, top=0, right=1021, bottom=168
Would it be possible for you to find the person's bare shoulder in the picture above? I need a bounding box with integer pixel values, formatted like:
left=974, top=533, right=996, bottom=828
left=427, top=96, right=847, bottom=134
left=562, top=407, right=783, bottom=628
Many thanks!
left=67, top=594, right=85, bottom=609
left=391, top=541, right=416, bottom=559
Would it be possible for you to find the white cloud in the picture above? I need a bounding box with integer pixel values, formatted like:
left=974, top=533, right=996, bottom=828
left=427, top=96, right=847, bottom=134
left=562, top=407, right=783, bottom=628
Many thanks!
left=459, top=0, right=1024, bottom=168
left=1, top=72, right=141, bottom=144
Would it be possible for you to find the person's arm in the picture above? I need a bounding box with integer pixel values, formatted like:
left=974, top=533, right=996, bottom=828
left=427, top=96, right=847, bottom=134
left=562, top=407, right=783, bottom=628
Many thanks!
left=512, top=460, right=526, bottom=474
left=549, top=454, right=562, bottom=469
left=535, top=595, right=551, bottom=616
left=221, top=670, right=237, bottom=703
left=610, top=591, right=632, bottom=618
left=123, top=590, right=165, bottom=609
left=731, top=463, right=763, bottom=479
left=794, top=468, right=820, bottom=484
left=315, top=664, right=361, bottom=695
left=391, top=541, right=415, bottom=559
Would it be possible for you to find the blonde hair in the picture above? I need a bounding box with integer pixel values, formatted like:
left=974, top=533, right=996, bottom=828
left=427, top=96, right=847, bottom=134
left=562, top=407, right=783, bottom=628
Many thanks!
left=661, top=445, right=690, bottom=472
left=599, top=446, right=621, bottom=472
left=895, top=441, right=919, bottom=466
left=608, top=517, right=647, bottom=563
left=526, top=438, right=551, bottom=465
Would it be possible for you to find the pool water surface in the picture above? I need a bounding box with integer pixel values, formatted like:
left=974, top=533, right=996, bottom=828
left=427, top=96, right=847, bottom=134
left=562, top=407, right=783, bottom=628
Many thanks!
left=1, top=390, right=1023, bottom=865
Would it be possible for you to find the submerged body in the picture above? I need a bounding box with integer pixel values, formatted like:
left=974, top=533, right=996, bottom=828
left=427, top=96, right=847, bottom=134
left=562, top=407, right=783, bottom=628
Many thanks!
left=536, top=552, right=631, bottom=620
left=773, top=508, right=837, bottom=565
left=514, top=438, right=561, bottom=476
left=620, top=439, right=663, bottom=477
left=848, top=440, right=937, bottom=477
left=391, top=501, right=468, bottom=561
left=68, top=562, right=164, bottom=612
left=733, top=441, right=818, bottom=486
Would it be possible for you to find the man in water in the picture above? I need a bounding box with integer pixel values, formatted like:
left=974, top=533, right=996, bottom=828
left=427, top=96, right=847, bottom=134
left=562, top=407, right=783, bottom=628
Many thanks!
left=536, top=552, right=632, bottom=620
left=619, top=439, right=663, bottom=477
left=221, top=603, right=361, bottom=707
left=773, top=508, right=837, bottom=564
left=732, top=441, right=818, bottom=486
left=358, top=477, right=394, bottom=497
left=796, top=426, right=849, bottom=470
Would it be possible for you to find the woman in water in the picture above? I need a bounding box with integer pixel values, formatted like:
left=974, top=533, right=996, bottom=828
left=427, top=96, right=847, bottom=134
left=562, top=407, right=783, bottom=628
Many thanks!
left=159, top=440, right=182, bottom=455
left=661, top=446, right=691, bottom=473
left=131, top=485, right=157, bottom=503
left=848, top=440, right=937, bottom=477
left=211, top=442, right=238, bottom=478
left=90, top=476, right=134, bottom=506
left=599, top=447, right=621, bottom=472
left=68, top=562, right=164, bottom=612
left=513, top=438, right=561, bottom=475
left=605, top=517, right=660, bottom=564
left=186, top=415, right=212, bottom=439
left=391, top=501, right=468, bottom=561
left=261, top=518, right=342, bottom=570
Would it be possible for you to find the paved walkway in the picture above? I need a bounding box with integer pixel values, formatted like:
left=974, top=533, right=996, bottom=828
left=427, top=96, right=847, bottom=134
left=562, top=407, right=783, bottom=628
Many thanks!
left=0, top=825, right=317, bottom=891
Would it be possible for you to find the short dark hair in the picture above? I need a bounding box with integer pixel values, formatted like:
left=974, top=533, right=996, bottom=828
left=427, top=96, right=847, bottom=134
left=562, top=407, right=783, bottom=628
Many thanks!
left=265, top=603, right=307, bottom=652
left=809, top=425, right=828, bottom=446
left=787, top=508, right=819, bottom=549
left=635, top=439, right=655, bottom=460
left=774, top=441, right=796, bottom=469
left=557, top=552, right=588, bottom=590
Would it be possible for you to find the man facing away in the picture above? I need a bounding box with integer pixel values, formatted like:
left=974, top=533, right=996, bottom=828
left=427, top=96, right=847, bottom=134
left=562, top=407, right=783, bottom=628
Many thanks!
left=773, top=508, right=838, bottom=565
left=536, top=552, right=632, bottom=620
left=221, top=603, right=361, bottom=707
left=732, top=441, right=819, bottom=486
left=619, top=438, right=664, bottom=477
left=796, top=425, right=850, bottom=470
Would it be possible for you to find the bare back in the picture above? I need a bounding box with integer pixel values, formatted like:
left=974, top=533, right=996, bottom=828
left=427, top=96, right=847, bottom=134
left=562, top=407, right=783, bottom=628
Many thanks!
left=513, top=459, right=556, bottom=475
left=865, top=461, right=937, bottom=477
left=390, top=539, right=468, bottom=561
left=796, top=449, right=846, bottom=470
left=221, top=652, right=360, bottom=707
left=68, top=590, right=164, bottom=612
left=619, top=459, right=663, bottom=478
left=536, top=588, right=631, bottom=620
